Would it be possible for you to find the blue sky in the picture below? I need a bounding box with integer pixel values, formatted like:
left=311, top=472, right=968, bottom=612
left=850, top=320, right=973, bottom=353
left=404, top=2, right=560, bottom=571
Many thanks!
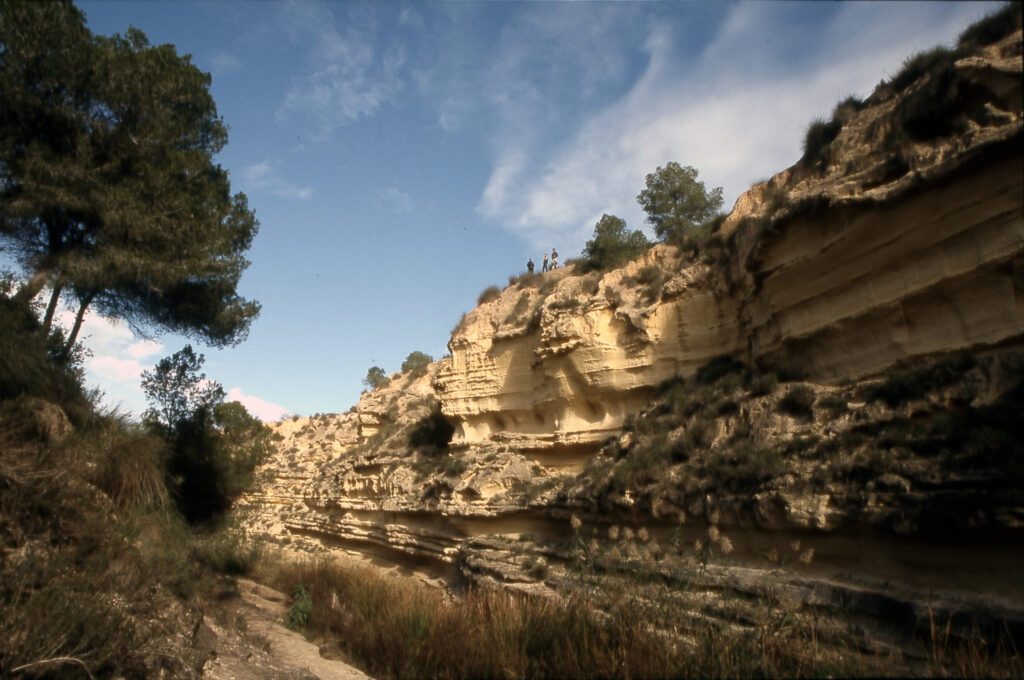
left=47, top=0, right=1003, bottom=419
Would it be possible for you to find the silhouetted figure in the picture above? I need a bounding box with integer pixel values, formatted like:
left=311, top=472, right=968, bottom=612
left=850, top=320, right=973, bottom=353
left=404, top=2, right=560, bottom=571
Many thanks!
left=551, top=248, right=558, bottom=269
left=527, top=258, right=534, bottom=273
left=542, top=253, right=549, bottom=273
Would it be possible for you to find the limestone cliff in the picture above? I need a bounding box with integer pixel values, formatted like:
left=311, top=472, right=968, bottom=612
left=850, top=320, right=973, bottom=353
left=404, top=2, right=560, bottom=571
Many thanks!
left=243, top=24, right=1024, bottom=661
left=437, top=28, right=1023, bottom=453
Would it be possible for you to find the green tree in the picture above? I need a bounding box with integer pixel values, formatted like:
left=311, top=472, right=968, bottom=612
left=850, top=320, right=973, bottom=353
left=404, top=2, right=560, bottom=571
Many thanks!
left=582, top=214, right=651, bottom=271
left=636, top=162, right=724, bottom=246
left=401, top=351, right=433, bottom=376
left=140, top=345, right=269, bottom=524
left=141, top=345, right=225, bottom=430
left=364, top=366, right=387, bottom=390
left=0, top=1, right=260, bottom=354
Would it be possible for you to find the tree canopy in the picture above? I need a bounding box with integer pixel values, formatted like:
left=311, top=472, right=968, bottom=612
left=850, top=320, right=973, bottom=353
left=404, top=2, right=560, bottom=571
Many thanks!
left=582, top=214, right=651, bottom=271
left=401, top=351, right=433, bottom=376
left=140, top=344, right=270, bottom=523
left=364, top=366, right=387, bottom=390
left=637, top=162, right=723, bottom=245
left=141, top=344, right=225, bottom=429
left=0, top=1, right=259, bottom=351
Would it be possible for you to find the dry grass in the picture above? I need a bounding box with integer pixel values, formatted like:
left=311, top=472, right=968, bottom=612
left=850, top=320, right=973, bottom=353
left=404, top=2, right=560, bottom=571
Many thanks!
left=254, top=552, right=1024, bottom=679
left=262, top=556, right=696, bottom=679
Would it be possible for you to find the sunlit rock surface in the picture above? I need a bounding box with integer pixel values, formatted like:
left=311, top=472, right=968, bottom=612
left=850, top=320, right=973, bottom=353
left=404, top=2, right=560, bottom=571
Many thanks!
left=242, top=28, right=1024, bottom=660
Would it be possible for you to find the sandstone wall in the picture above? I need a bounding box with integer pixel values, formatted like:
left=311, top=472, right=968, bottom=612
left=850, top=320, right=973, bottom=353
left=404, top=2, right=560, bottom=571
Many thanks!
left=436, top=34, right=1024, bottom=449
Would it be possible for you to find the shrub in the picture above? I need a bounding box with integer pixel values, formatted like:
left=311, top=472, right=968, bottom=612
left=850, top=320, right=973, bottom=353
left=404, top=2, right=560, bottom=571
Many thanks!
left=581, top=273, right=601, bottom=296
left=538, top=276, right=557, bottom=296
left=746, top=371, right=778, bottom=397
left=957, top=3, right=1022, bottom=50
left=401, top=351, right=433, bottom=378
left=503, top=292, right=532, bottom=325
left=442, top=453, right=468, bottom=477
left=816, top=392, right=849, bottom=418
left=831, top=95, right=865, bottom=122
left=583, top=214, right=651, bottom=271
left=778, top=385, right=815, bottom=418
left=477, top=285, right=501, bottom=305
left=624, top=264, right=667, bottom=304
left=549, top=296, right=580, bottom=311
left=888, top=46, right=956, bottom=93
left=363, top=365, right=387, bottom=390
left=696, top=356, right=745, bottom=386
left=288, top=582, right=313, bottom=629
left=802, top=117, right=842, bottom=169
left=85, top=417, right=170, bottom=510
left=513, top=272, right=541, bottom=289
left=868, top=355, right=976, bottom=407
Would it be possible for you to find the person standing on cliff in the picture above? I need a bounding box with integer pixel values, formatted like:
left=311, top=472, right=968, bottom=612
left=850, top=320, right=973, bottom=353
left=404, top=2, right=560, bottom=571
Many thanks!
left=551, top=248, right=558, bottom=269
left=542, top=253, right=549, bottom=273
left=527, top=258, right=534, bottom=273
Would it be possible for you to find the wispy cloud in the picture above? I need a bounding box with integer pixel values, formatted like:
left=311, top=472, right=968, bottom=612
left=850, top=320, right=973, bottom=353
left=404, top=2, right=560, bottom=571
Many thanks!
left=54, top=307, right=164, bottom=414
left=242, top=160, right=313, bottom=200
left=376, top=186, right=413, bottom=214
left=209, top=49, right=242, bottom=75
left=53, top=305, right=290, bottom=422
left=226, top=387, right=291, bottom=422
left=277, top=2, right=405, bottom=136
left=477, top=2, right=999, bottom=252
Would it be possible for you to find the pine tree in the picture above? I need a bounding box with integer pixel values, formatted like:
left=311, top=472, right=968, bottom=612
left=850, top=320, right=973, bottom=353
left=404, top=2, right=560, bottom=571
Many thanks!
left=0, top=1, right=260, bottom=352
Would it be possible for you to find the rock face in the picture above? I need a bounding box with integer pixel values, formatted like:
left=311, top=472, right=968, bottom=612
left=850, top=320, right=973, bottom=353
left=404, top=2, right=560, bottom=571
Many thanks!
left=243, top=26, right=1024, bottom=663
left=436, top=29, right=1023, bottom=452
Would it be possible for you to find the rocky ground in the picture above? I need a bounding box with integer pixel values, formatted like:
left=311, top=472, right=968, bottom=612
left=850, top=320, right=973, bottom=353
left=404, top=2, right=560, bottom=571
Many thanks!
left=199, top=578, right=370, bottom=680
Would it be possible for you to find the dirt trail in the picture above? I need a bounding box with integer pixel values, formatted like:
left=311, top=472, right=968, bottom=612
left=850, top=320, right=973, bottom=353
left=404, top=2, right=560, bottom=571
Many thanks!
left=201, top=578, right=370, bottom=680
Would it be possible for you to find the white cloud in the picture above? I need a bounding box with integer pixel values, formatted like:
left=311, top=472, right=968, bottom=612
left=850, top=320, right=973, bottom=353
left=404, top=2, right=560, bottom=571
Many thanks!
left=53, top=304, right=291, bottom=422
left=478, top=2, right=999, bottom=253
left=53, top=306, right=164, bottom=414
left=376, top=186, right=413, bottom=214
left=277, top=2, right=405, bottom=135
left=242, top=160, right=313, bottom=200
left=226, top=387, right=291, bottom=422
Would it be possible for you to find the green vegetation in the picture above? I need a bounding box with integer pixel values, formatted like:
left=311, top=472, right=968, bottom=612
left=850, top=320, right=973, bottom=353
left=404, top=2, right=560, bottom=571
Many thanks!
left=622, top=263, right=668, bottom=304
left=0, top=1, right=260, bottom=351
left=141, top=346, right=271, bottom=524
left=401, top=350, right=433, bottom=378
left=582, top=214, right=651, bottom=271
left=637, top=162, right=724, bottom=248
left=801, top=117, right=842, bottom=169
left=548, top=296, right=581, bottom=311
left=477, top=285, right=501, bottom=305
left=364, top=365, right=388, bottom=390
left=957, top=2, right=1022, bottom=49
left=0, top=7, right=271, bottom=673
left=288, top=582, right=313, bottom=630
left=867, top=354, right=976, bottom=407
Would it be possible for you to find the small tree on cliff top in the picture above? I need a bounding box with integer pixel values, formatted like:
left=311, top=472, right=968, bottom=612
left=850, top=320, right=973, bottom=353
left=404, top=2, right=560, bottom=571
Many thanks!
left=401, top=351, right=433, bottom=377
left=364, top=365, right=387, bottom=390
left=583, top=214, right=651, bottom=271
left=637, top=162, right=723, bottom=247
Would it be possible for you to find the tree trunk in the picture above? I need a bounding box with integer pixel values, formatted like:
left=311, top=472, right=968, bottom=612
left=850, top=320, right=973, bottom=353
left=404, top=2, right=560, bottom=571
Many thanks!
left=63, top=290, right=96, bottom=356
left=12, top=269, right=51, bottom=305
left=42, top=284, right=63, bottom=334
